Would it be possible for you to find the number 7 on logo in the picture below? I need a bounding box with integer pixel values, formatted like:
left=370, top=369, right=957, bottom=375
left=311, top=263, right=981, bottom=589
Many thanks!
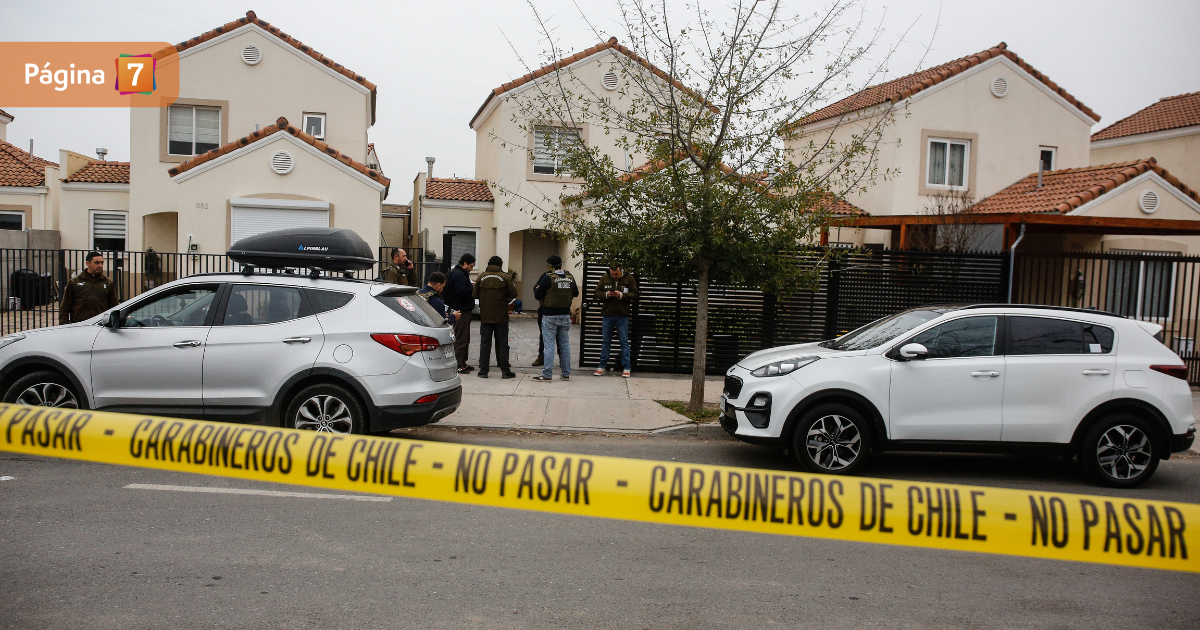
left=115, top=54, right=156, bottom=95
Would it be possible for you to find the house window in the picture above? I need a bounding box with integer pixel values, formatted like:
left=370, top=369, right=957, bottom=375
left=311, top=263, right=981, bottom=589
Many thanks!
left=533, top=125, right=581, bottom=175
left=0, top=211, right=24, bottom=231
left=168, top=105, right=221, bottom=156
left=303, top=113, right=326, bottom=140
left=926, top=138, right=969, bottom=189
left=90, top=211, right=127, bottom=251
left=1039, top=147, right=1056, bottom=172
left=1106, top=250, right=1177, bottom=321
left=443, top=230, right=478, bottom=267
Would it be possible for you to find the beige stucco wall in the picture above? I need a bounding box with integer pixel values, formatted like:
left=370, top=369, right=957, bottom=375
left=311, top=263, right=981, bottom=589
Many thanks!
left=0, top=192, right=45, bottom=232
left=124, top=24, right=375, bottom=255
left=418, top=202, right=496, bottom=268
left=473, top=48, right=647, bottom=290
left=1069, top=175, right=1200, bottom=254
left=786, top=56, right=1095, bottom=240
left=170, top=137, right=383, bottom=254
left=1090, top=129, right=1200, bottom=190
left=57, top=186, right=130, bottom=250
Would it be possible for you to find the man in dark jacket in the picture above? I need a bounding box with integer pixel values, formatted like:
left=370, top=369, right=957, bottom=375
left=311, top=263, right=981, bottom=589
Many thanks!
left=593, top=265, right=638, bottom=377
left=471, top=256, right=517, bottom=379
left=382, top=248, right=418, bottom=286
left=532, top=254, right=578, bottom=382
left=416, top=271, right=455, bottom=324
left=59, top=251, right=119, bottom=324
left=443, top=253, right=476, bottom=373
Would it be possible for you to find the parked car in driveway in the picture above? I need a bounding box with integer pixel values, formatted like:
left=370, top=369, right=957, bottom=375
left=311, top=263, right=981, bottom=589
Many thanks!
left=0, top=228, right=462, bottom=435
left=720, top=304, right=1196, bottom=487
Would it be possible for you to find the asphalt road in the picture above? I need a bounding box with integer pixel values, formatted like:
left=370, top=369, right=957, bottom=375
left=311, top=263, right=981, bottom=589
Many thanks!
left=2, top=426, right=1198, bottom=629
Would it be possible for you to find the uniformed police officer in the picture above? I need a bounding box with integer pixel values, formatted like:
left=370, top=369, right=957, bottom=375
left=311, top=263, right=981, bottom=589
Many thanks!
left=58, top=251, right=119, bottom=324
left=532, top=254, right=579, bottom=382
left=471, top=256, right=517, bottom=379
left=382, top=247, right=419, bottom=287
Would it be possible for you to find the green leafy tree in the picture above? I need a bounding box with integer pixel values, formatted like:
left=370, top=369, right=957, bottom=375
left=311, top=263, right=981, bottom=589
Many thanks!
left=495, top=0, right=902, bottom=411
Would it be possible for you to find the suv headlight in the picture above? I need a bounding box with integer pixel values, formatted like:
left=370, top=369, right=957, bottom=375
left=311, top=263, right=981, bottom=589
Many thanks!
left=750, top=356, right=818, bottom=377
left=0, top=333, right=25, bottom=351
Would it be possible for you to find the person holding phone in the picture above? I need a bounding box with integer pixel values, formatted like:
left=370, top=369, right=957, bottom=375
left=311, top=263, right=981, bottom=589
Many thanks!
left=593, top=264, right=638, bottom=378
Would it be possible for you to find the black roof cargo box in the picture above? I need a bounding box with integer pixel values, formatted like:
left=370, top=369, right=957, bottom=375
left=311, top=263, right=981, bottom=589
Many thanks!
left=227, top=227, right=376, bottom=271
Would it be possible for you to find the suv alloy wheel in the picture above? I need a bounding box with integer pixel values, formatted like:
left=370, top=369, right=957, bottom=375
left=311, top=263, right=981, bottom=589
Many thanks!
left=286, top=383, right=365, bottom=434
left=4, top=370, right=81, bottom=408
left=792, top=403, right=871, bottom=474
left=1079, top=413, right=1160, bottom=488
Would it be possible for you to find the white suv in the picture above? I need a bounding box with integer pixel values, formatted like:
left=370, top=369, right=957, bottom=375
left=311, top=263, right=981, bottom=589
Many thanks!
left=0, top=273, right=461, bottom=434
left=720, top=305, right=1196, bottom=487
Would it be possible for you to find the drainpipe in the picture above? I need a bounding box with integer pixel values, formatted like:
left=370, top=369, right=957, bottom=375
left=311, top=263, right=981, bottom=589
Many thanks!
left=1007, top=223, right=1026, bottom=304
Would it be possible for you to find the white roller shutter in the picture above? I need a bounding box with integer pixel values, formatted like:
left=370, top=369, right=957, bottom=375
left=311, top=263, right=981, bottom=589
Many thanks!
left=230, top=204, right=329, bottom=244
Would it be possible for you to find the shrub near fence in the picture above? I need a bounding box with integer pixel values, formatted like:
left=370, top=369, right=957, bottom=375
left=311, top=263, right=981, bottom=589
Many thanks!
left=579, top=249, right=1009, bottom=374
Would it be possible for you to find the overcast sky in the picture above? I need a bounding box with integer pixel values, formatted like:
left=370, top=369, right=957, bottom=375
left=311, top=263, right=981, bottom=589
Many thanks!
left=3, top=0, right=1198, bottom=204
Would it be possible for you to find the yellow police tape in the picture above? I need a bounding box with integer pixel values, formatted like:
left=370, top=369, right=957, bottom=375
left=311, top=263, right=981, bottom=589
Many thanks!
left=1, top=404, right=1196, bottom=573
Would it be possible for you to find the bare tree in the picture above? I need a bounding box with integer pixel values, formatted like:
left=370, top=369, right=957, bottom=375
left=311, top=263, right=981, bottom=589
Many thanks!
left=907, top=189, right=987, bottom=252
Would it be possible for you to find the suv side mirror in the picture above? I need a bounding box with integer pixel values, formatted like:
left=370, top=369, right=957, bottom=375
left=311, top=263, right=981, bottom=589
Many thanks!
left=899, top=343, right=928, bottom=360
left=106, top=310, right=123, bottom=329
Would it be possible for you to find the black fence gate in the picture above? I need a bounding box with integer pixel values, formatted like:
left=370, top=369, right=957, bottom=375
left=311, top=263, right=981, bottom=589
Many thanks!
left=579, top=249, right=1009, bottom=374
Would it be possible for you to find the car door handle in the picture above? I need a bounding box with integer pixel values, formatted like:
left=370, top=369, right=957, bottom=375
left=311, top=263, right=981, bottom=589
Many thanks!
left=970, top=371, right=1000, bottom=377
left=173, top=340, right=202, bottom=348
left=282, top=337, right=312, bottom=344
left=1082, top=369, right=1111, bottom=376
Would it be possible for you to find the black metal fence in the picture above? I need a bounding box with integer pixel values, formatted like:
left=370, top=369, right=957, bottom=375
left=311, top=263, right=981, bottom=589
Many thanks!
left=0, top=247, right=432, bottom=335
left=579, top=249, right=1009, bottom=374
left=1012, top=250, right=1200, bottom=382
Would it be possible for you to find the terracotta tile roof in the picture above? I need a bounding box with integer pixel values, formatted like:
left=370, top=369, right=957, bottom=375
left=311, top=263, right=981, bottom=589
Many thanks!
left=969, top=159, right=1199, bottom=215
left=425, top=178, right=493, bottom=202
left=817, top=193, right=866, bottom=216
left=787, top=43, right=1100, bottom=130
left=62, top=161, right=131, bottom=184
left=0, top=140, right=57, bottom=187
left=1091, top=91, right=1200, bottom=142
left=168, top=116, right=390, bottom=193
left=0, top=108, right=12, bottom=121
left=159, top=11, right=378, bottom=124
left=470, top=37, right=715, bottom=128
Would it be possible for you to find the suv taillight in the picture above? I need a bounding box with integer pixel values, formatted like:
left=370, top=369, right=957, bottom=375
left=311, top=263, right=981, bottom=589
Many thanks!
left=372, top=334, right=440, bottom=356
left=1150, top=364, right=1189, bottom=381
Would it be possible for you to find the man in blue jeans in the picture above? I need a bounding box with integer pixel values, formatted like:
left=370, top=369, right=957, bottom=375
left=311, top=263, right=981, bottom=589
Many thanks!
left=532, top=254, right=578, bottom=382
left=593, top=265, right=638, bottom=377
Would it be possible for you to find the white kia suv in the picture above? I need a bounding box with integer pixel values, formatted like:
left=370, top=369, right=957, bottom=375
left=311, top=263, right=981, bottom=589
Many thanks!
left=0, top=273, right=461, bottom=434
left=720, top=305, right=1196, bottom=487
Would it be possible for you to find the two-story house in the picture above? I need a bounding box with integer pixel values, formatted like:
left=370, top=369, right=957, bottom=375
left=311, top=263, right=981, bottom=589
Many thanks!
left=785, top=43, right=1200, bottom=253
left=54, top=11, right=388, bottom=256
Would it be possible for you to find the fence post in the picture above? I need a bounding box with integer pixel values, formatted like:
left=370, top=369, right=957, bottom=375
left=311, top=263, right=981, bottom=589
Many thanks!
left=762, top=292, right=777, bottom=349
left=823, top=256, right=840, bottom=339
left=1002, top=249, right=1013, bottom=304
left=579, top=257, right=590, bottom=361
left=673, top=280, right=682, bottom=372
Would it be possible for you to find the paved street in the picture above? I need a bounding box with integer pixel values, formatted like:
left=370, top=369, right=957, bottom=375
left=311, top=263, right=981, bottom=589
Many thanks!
left=3, top=426, right=1197, bottom=629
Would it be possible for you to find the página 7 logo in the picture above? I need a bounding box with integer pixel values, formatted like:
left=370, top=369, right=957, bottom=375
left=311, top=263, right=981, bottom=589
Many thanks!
left=25, top=63, right=105, bottom=91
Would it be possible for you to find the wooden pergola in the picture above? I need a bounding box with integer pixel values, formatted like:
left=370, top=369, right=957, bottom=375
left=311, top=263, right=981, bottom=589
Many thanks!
left=822, top=213, right=1200, bottom=250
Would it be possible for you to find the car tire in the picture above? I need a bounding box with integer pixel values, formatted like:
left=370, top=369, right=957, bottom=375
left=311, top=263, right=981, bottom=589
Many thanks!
left=4, top=370, right=83, bottom=409
left=792, top=403, right=871, bottom=475
left=1078, top=413, right=1160, bottom=488
left=285, top=383, right=366, bottom=435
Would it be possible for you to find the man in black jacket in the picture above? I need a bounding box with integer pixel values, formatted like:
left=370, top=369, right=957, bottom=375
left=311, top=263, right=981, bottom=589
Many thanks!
left=444, top=253, right=476, bottom=373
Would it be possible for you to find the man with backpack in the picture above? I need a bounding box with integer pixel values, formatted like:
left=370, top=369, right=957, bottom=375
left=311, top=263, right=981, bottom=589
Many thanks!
left=532, top=254, right=578, bottom=382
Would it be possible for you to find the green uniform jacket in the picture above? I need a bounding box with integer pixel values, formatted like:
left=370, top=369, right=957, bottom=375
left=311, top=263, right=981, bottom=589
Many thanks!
left=594, top=273, right=639, bottom=317
left=471, top=265, right=517, bottom=323
left=59, top=271, right=119, bottom=324
left=382, top=263, right=418, bottom=287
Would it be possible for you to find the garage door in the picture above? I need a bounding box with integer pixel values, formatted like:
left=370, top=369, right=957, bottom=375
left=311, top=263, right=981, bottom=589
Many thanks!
left=230, top=205, right=329, bottom=244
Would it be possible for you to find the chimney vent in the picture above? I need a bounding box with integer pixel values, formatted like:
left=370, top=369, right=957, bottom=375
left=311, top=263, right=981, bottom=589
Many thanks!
left=425, top=156, right=435, bottom=180
left=96, top=148, right=108, bottom=161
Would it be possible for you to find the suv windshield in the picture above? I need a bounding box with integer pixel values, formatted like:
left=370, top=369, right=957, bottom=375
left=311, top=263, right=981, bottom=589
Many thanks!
left=824, top=308, right=947, bottom=351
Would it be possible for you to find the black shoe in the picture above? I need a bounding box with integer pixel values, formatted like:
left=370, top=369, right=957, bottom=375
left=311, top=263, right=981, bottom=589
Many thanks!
left=532, top=358, right=543, bottom=366
left=502, top=370, right=516, bottom=379
left=457, top=366, right=474, bottom=374
left=477, top=371, right=489, bottom=378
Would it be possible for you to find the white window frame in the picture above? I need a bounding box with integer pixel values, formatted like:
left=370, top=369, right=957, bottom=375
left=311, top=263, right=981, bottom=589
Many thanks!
left=0, top=211, right=25, bottom=231
left=532, top=125, right=582, bottom=176
left=925, top=137, right=971, bottom=191
left=167, top=105, right=222, bottom=156
left=89, top=210, right=128, bottom=252
left=303, top=113, right=326, bottom=140
left=1039, top=146, right=1056, bottom=172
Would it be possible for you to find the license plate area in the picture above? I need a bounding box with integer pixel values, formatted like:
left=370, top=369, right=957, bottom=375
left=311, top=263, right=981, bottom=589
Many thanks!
left=442, top=345, right=455, bottom=360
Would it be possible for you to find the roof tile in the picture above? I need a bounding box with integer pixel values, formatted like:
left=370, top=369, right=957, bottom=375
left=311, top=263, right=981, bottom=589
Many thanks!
left=1091, top=91, right=1200, bottom=142
left=969, top=159, right=1199, bottom=215
left=0, top=108, right=13, bottom=122
left=62, top=161, right=130, bottom=184
left=425, top=178, right=493, bottom=202
left=0, top=140, right=58, bottom=187
left=168, top=117, right=390, bottom=193
left=788, top=43, right=1100, bottom=130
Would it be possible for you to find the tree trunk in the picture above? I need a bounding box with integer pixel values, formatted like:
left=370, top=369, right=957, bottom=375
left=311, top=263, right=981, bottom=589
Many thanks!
left=687, top=262, right=710, bottom=413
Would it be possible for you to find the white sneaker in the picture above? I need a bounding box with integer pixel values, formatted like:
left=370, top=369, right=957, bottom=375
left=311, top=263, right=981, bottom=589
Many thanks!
left=594, top=368, right=605, bottom=376
left=622, top=369, right=631, bottom=378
